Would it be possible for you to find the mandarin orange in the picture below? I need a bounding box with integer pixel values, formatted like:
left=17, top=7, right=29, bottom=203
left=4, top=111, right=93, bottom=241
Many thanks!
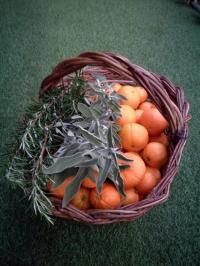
left=121, top=188, right=139, bottom=206
left=118, top=85, right=140, bottom=109
left=90, top=183, right=121, bottom=209
left=70, top=187, right=90, bottom=209
left=138, top=107, right=168, bottom=136
left=112, top=83, right=122, bottom=92
left=119, top=123, right=149, bottom=152
left=142, top=142, right=168, bottom=168
left=135, top=109, right=144, bottom=122
left=135, top=86, right=148, bottom=103
left=149, top=132, right=169, bottom=146
left=48, top=176, right=74, bottom=199
left=116, top=105, right=136, bottom=126
left=119, top=152, right=146, bottom=189
left=138, top=101, right=156, bottom=111
left=82, top=170, right=98, bottom=188
left=136, top=166, right=161, bottom=195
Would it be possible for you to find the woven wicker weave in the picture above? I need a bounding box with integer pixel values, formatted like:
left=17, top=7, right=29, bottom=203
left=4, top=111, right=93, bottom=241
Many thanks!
left=39, top=51, right=190, bottom=224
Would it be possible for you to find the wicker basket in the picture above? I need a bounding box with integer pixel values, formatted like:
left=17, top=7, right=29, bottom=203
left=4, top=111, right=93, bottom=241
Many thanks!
left=39, top=51, right=190, bottom=224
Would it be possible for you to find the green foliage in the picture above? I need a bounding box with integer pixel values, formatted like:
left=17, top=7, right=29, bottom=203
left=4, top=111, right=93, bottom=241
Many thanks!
left=6, top=73, right=86, bottom=224
left=62, top=167, right=88, bottom=207
left=43, top=77, right=130, bottom=207
left=7, top=72, right=131, bottom=223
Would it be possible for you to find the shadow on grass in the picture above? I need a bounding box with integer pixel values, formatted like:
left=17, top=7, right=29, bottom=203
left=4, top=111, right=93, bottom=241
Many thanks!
left=174, top=0, right=186, bottom=6
left=173, top=0, right=200, bottom=25
left=192, top=13, right=200, bottom=24
left=0, top=175, right=134, bottom=266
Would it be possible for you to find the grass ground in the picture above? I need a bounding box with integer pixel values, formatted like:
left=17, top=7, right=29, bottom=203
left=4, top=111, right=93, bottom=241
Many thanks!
left=0, top=0, right=199, bottom=265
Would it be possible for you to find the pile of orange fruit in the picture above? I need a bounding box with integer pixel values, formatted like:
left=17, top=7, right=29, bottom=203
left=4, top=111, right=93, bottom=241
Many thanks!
left=48, top=83, right=169, bottom=210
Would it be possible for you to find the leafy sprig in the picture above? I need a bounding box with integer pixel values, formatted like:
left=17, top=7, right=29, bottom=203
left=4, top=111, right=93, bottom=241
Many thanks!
left=6, top=73, right=86, bottom=223
left=42, top=78, right=131, bottom=208
left=7, top=72, right=131, bottom=223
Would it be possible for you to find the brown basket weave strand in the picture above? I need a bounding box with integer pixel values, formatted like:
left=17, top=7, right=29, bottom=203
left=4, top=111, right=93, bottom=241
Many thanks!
left=39, top=51, right=190, bottom=224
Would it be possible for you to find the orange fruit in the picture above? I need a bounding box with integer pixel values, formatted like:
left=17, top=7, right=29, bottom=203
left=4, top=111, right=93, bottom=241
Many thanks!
left=112, top=83, right=122, bottom=92
left=70, top=187, right=90, bottom=210
left=82, top=178, right=96, bottom=189
left=90, top=183, right=121, bottom=209
left=136, top=167, right=161, bottom=195
left=48, top=176, right=74, bottom=199
left=118, top=85, right=140, bottom=109
left=82, top=170, right=98, bottom=188
left=116, top=105, right=136, bottom=126
left=138, top=107, right=169, bottom=136
left=135, top=86, right=148, bottom=103
left=119, top=152, right=146, bottom=189
left=142, top=142, right=168, bottom=168
left=121, top=188, right=139, bottom=206
left=149, top=132, right=169, bottom=146
left=135, top=109, right=144, bottom=122
left=119, top=123, right=149, bottom=152
left=48, top=177, right=90, bottom=209
left=138, top=101, right=156, bottom=111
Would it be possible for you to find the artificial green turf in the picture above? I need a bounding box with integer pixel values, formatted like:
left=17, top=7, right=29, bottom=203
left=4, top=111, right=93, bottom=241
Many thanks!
left=0, top=0, right=199, bottom=265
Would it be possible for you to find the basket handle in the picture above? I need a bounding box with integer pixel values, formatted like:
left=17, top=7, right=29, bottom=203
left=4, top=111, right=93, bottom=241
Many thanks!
left=39, top=51, right=134, bottom=98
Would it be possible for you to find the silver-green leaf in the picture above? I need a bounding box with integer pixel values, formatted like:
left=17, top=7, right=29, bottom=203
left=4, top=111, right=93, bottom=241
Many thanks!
left=107, top=126, right=114, bottom=148
left=97, top=158, right=112, bottom=193
left=42, top=152, right=89, bottom=174
left=116, top=153, right=133, bottom=162
left=62, top=167, right=88, bottom=207
left=78, top=126, right=105, bottom=146
left=77, top=157, right=98, bottom=167
left=77, top=103, right=92, bottom=118
left=51, top=168, right=77, bottom=189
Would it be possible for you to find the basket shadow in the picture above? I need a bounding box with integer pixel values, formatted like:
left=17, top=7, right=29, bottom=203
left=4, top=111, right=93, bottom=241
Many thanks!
left=2, top=168, right=184, bottom=266
left=173, top=0, right=186, bottom=6
left=0, top=179, right=134, bottom=265
left=2, top=176, right=164, bottom=265
left=191, top=13, right=200, bottom=24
